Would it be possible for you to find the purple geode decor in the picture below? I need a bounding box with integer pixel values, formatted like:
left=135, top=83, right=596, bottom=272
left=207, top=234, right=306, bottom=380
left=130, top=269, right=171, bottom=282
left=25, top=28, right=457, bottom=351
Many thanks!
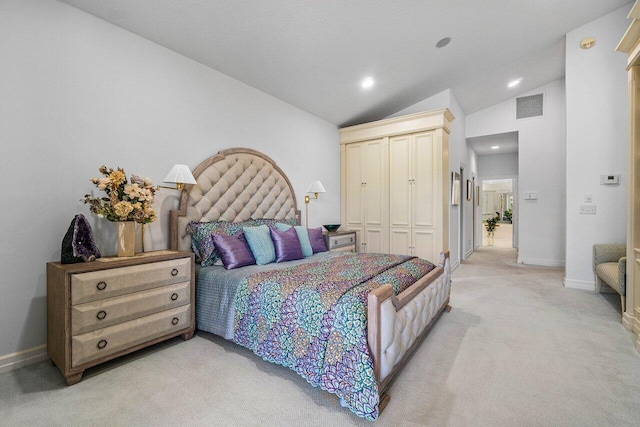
left=61, top=214, right=101, bottom=264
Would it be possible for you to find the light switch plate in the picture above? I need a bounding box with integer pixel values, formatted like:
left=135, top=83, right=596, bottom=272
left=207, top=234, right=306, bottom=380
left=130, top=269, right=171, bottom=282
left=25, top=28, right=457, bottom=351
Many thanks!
left=524, top=192, right=538, bottom=200
left=580, top=205, right=597, bottom=214
left=600, top=174, right=620, bottom=185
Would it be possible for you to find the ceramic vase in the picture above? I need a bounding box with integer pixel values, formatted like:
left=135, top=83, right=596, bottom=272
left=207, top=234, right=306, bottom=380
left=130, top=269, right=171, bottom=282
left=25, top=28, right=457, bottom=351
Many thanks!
left=117, top=221, right=136, bottom=257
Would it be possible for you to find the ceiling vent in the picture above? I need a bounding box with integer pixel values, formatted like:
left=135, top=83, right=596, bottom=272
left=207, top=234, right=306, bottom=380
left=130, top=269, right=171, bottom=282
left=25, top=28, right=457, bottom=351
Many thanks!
left=516, top=93, right=543, bottom=119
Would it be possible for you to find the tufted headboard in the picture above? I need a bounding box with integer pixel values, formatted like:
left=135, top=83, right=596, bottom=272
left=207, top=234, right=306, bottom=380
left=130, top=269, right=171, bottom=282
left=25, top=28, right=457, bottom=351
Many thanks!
left=169, top=148, right=301, bottom=252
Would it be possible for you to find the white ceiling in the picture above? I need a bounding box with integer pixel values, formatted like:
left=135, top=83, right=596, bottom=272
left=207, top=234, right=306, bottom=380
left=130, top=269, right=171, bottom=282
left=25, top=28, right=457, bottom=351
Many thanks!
left=467, top=132, right=519, bottom=156
left=59, top=0, right=632, bottom=127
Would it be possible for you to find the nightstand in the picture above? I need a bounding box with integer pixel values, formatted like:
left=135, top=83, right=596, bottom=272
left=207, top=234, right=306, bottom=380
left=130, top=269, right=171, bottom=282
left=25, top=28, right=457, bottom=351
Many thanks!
left=323, top=230, right=357, bottom=253
left=47, top=250, right=195, bottom=385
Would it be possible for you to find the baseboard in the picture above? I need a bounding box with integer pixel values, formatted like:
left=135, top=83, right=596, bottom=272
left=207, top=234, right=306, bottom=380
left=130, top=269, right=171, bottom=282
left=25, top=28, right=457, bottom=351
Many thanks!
left=451, top=258, right=460, bottom=271
left=517, top=257, right=565, bottom=268
left=563, top=278, right=595, bottom=292
left=464, top=248, right=473, bottom=260
left=622, top=312, right=635, bottom=331
left=0, top=345, right=48, bottom=375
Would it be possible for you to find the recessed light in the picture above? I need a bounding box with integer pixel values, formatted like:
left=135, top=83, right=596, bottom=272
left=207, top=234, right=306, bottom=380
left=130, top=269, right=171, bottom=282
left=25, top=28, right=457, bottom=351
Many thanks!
left=436, top=37, right=451, bottom=48
left=361, top=77, right=375, bottom=89
left=508, top=79, right=522, bottom=88
left=491, top=146, right=500, bottom=150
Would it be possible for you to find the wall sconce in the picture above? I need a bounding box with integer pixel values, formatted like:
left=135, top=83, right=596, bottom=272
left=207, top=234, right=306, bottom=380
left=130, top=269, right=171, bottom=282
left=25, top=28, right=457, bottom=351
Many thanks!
left=157, top=164, right=197, bottom=190
left=304, top=180, right=326, bottom=228
left=143, top=164, right=196, bottom=252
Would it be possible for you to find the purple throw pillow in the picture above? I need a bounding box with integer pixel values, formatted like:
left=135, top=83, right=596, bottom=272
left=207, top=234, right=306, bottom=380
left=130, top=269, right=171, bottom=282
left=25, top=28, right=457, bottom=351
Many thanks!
left=212, top=232, right=256, bottom=270
left=308, top=227, right=327, bottom=253
left=270, top=227, right=304, bottom=263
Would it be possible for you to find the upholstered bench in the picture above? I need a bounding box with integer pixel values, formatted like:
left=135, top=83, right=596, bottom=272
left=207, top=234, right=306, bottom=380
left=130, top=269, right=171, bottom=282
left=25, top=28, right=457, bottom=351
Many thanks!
left=593, top=244, right=626, bottom=316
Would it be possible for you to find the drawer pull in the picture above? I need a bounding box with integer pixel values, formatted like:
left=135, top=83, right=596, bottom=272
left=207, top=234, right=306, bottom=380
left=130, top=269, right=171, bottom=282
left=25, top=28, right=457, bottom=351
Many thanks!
left=171, top=269, right=179, bottom=276
left=97, top=339, right=108, bottom=349
left=96, top=310, right=107, bottom=320
left=171, top=317, right=179, bottom=325
left=170, top=293, right=179, bottom=301
left=96, top=281, right=107, bottom=291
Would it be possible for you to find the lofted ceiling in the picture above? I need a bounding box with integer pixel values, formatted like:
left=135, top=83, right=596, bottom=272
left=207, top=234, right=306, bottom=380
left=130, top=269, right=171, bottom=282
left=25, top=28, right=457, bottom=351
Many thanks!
left=59, top=0, right=632, bottom=127
left=467, top=132, right=519, bottom=156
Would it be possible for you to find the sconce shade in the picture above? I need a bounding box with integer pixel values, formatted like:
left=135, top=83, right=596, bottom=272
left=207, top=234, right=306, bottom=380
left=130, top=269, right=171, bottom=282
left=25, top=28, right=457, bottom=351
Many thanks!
left=306, top=181, right=326, bottom=194
left=163, top=164, right=197, bottom=185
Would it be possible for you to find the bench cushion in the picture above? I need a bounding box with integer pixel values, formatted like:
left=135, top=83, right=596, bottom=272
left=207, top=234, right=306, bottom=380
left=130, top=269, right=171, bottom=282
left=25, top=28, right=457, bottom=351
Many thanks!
left=596, top=262, right=622, bottom=294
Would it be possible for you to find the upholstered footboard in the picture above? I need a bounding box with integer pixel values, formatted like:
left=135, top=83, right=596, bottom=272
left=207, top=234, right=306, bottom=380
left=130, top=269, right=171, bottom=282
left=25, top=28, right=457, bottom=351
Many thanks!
left=367, top=251, right=451, bottom=412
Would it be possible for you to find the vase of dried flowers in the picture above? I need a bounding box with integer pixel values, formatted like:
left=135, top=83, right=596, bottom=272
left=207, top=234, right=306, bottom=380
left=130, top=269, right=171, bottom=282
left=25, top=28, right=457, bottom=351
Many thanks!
left=83, top=166, right=157, bottom=257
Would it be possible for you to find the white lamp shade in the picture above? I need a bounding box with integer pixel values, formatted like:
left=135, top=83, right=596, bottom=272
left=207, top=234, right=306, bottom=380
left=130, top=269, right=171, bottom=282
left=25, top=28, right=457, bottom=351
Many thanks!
left=306, top=181, right=326, bottom=193
left=163, top=164, right=197, bottom=185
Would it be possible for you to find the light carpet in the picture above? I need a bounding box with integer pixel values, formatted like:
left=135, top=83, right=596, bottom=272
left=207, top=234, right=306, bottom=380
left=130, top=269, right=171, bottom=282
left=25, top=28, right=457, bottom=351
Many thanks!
left=2, top=247, right=640, bottom=426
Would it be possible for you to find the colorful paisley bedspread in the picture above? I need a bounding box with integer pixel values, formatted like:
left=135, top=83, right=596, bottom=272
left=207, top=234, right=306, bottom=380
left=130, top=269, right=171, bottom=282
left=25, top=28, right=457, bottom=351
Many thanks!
left=233, top=253, right=436, bottom=420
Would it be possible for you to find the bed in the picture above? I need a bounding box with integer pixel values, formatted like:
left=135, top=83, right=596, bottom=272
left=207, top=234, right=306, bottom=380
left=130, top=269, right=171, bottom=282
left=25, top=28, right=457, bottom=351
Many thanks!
left=169, top=147, right=451, bottom=420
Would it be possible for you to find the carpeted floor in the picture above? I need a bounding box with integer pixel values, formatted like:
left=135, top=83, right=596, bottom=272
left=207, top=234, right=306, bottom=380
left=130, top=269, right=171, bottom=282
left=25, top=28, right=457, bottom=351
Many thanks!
left=2, top=247, right=640, bottom=426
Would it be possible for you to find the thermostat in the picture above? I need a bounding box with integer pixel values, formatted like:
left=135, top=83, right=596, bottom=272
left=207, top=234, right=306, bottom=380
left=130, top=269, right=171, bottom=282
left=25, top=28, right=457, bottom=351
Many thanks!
left=600, top=174, right=620, bottom=185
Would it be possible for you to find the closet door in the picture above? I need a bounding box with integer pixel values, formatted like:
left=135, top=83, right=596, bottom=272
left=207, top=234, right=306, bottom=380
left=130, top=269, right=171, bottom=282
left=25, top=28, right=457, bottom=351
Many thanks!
left=345, top=143, right=365, bottom=229
left=412, top=228, right=435, bottom=261
left=364, top=228, right=385, bottom=254
left=412, top=132, right=435, bottom=228
left=389, top=135, right=412, bottom=228
left=390, top=131, right=435, bottom=257
left=362, top=139, right=385, bottom=229
left=344, top=138, right=388, bottom=253
left=389, top=228, right=411, bottom=256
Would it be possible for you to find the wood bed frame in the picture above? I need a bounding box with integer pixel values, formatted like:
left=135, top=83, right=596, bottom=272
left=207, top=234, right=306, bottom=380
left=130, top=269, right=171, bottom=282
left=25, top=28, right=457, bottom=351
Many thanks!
left=169, top=147, right=451, bottom=414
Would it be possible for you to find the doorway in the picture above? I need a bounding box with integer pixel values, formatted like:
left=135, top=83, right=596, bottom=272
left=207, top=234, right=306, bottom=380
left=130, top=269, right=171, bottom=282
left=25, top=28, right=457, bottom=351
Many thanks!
left=482, top=178, right=514, bottom=247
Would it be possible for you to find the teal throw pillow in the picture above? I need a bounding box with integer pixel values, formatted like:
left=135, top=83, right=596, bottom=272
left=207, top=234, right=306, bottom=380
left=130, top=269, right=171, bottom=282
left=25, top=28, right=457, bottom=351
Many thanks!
left=275, top=223, right=313, bottom=257
left=243, top=225, right=276, bottom=265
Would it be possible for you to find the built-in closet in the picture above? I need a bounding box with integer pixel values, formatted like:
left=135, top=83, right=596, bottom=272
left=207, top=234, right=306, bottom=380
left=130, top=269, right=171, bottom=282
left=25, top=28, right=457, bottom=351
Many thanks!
left=339, top=109, right=453, bottom=262
left=617, top=0, right=640, bottom=352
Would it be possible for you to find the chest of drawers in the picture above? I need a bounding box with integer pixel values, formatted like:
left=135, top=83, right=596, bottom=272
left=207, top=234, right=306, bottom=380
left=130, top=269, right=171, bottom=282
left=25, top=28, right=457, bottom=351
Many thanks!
left=323, top=231, right=357, bottom=253
left=47, top=250, right=195, bottom=385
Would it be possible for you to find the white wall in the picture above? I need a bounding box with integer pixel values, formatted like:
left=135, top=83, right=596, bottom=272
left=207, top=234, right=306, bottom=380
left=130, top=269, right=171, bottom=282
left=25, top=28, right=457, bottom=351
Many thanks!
left=389, top=89, right=475, bottom=267
left=449, top=94, right=476, bottom=261
left=564, top=4, right=630, bottom=290
left=467, top=79, right=567, bottom=267
left=478, top=153, right=519, bottom=178
left=0, top=0, right=339, bottom=362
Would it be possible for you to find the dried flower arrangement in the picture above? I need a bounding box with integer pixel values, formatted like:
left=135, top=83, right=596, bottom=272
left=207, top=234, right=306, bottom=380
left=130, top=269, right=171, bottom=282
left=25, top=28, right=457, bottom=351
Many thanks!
left=83, top=166, right=157, bottom=224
